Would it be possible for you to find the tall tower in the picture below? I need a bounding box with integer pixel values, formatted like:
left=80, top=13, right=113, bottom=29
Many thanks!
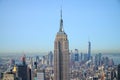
left=118, top=64, right=120, bottom=80
left=21, top=54, right=26, bottom=65
left=88, top=41, right=91, bottom=60
left=54, top=10, right=69, bottom=80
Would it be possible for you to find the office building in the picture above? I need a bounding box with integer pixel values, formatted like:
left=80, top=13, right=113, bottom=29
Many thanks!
left=48, top=51, right=53, bottom=66
left=118, top=64, right=120, bottom=80
left=54, top=9, right=69, bottom=80
left=2, top=72, right=16, bottom=80
left=88, top=41, right=91, bottom=60
left=74, top=49, right=79, bottom=62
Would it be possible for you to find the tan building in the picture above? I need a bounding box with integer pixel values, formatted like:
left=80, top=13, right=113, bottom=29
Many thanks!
left=54, top=10, right=69, bottom=80
left=2, top=72, right=15, bottom=80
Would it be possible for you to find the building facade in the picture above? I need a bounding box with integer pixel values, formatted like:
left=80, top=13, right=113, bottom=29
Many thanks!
left=88, top=41, right=91, bottom=60
left=2, top=72, right=15, bottom=80
left=54, top=10, right=69, bottom=80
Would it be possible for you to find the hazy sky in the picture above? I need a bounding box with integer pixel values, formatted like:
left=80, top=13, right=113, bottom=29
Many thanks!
left=0, top=0, right=120, bottom=54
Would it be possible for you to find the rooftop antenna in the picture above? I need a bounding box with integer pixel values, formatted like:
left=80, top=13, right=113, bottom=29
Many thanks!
left=60, top=0, right=63, bottom=18
left=59, top=0, right=64, bottom=32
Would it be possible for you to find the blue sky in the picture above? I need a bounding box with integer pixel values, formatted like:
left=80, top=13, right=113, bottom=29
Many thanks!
left=0, top=0, right=120, bottom=54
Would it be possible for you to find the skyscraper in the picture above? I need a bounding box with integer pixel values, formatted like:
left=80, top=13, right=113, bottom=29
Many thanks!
left=16, top=65, right=28, bottom=80
left=48, top=51, right=53, bottom=66
left=88, top=41, right=91, bottom=60
left=74, top=49, right=79, bottom=62
left=118, top=64, right=120, bottom=80
left=54, top=10, right=69, bottom=80
left=15, top=54, right=31, bottom=80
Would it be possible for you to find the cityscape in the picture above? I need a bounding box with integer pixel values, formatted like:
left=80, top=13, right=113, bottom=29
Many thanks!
left=0, top=0, right=120, bottom=80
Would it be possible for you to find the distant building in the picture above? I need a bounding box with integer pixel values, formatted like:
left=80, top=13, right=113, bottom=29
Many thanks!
left=84, top=53, right=88, bottom=62
left=104, top=57, right=109, bottom=68
left=118, top=64, right=120, bottom=79
left=48, top=51, right=53, bottom=66
left=80, top=52, right=83, bottom=61
left=2, top=72, right=16, bottom=80
left=98, top=53, right=102, bottom=66
left=70, top=51, right=74, bottom=62
left=37, top=70, right=45, bottom=80
left=88, top=41, right=91, bottom=60
left=16, top=64, right=28, bottom=80
left=42, top=56, right=45, bottom=65
left=70, top=51, right=74, bottom=69
left=95, top=53, right=102, bottom=67
left=74, top=49, right=79, bottom=62
left=109, top=59, right=114, bottom=67
left=93, top=77, right=98, bottom=80
left=21, top=54, right=26, bottom=65
left=111, top=69, right=117, bottom=80
left=14, top=54, right=32, bottom=80
left=34, top=61, right=37, bottom=69
left=36, top=56, right=39, bottom=63
left=54, top=9, right=69, bottom=80
left=10, top=59, right=15, bottom=67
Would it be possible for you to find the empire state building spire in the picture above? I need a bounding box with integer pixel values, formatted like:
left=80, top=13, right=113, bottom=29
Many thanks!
left=54, top=8, right=69, bottom=80
left=59, top=9, right=64, bottom=32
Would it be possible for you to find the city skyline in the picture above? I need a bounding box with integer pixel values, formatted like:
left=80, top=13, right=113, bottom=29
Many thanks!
left=0, top=0, right=120, bottom=54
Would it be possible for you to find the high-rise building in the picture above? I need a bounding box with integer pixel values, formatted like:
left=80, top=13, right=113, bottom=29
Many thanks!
left=54, top=9, right=69, bottom=80
left=118, top=64, right=120, bottom=80
left=95, top=53, right=102, bottom=67
left=74, top=49, right=79, bottom=62
left=84, top=53, right=88, bottom=62
left=111, top=69, right=117, bottom=80
left=88, top=41, right=91, bottom=60
left=37, top=70, right=45, bottom=80
left=15, top=55, right=31, bottom=80
left=80, top=52, right=83, bottom=61
left=2, top=72, right=16, bottom=80
left=98, top=53, right=102, bottom=66
left=48, top=51, right=53, bottom=66
left=10, top=59, right=15, bottom=67
left=21, top=54, right=26, bottom=65
left=16, top=65, right=28, bottom=80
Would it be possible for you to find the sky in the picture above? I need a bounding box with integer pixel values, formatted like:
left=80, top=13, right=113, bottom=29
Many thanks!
left=0, top=0, right=120, bottom=54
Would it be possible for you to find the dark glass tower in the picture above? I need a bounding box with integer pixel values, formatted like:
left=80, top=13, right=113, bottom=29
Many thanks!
left=88, top=41, right=91, bottom=60
left=118, top=64, right=120, bottom=79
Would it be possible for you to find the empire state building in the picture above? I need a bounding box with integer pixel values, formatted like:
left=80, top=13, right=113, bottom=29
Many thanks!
left=54, top=10, right=69, bottom=80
